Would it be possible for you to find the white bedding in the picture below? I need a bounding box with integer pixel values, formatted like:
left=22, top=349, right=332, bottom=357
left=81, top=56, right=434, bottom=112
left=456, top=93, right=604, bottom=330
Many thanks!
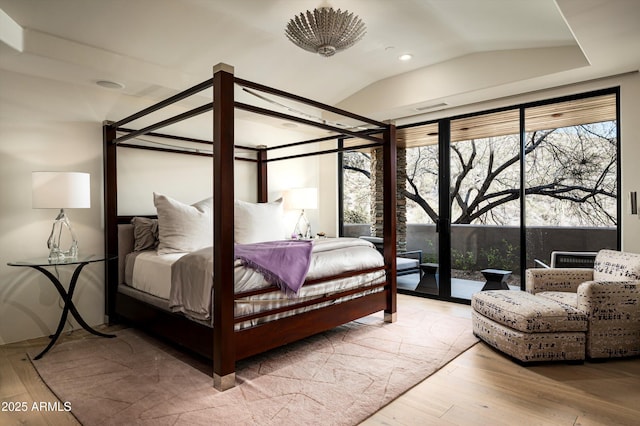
left=123, top=237, right=386, bottom=327
left=129, top=252, right=186, bottom=299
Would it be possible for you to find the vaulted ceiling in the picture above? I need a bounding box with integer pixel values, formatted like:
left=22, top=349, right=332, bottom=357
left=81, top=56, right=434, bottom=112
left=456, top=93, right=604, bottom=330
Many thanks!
left=1, top=0, right=638, bottom=125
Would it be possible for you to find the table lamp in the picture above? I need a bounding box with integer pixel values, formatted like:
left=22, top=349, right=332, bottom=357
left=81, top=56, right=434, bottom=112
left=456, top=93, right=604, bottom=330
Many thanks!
left=32, top=172, right=90, bottom=260
left=285, top=187, right=318, bottom=239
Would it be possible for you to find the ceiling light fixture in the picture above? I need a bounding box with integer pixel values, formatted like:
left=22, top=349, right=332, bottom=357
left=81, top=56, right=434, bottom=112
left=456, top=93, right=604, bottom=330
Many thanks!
left=399, top=54, right=413, bottom=61
left=285, top=6, right=366, bottom=57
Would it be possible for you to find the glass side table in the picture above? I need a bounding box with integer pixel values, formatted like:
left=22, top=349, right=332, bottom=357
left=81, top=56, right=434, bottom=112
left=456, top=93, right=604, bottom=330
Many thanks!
left=7, top=254, right=117, bottom=359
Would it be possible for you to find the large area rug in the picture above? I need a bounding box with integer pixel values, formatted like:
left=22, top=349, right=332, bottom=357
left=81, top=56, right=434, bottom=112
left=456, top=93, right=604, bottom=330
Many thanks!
left=31, top=306, right=478, bottom=425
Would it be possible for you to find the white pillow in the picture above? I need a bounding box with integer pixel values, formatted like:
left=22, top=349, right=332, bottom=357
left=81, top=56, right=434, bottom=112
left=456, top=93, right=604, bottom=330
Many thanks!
left=234, top=198, right=286, bottom=244
left=153, top=193, right=213, bottom=254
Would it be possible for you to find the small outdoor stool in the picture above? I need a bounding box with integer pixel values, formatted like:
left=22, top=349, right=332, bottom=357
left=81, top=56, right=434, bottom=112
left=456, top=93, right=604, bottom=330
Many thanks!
left=481, top=268, right=511, bottom=290
left=415, top=262, right=438, bottom=294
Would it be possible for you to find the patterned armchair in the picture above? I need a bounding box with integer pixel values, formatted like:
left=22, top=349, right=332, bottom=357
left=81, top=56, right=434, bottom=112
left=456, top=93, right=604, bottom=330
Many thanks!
left=526, top=249, right=640, bottom=359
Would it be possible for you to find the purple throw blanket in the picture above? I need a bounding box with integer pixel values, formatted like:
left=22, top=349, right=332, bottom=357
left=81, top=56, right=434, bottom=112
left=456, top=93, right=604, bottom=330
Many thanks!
left=234, top=240, right=313, bottom=295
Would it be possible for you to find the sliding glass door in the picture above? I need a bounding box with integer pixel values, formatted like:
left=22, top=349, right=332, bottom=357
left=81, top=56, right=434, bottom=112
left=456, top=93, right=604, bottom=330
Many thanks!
left=402, top=123, right=439, bottom=295
left=340, top=89, right=619, bottom=303
left=448, top=111, right=521, bottom=299
left=524, top=94, right=618, bottom=268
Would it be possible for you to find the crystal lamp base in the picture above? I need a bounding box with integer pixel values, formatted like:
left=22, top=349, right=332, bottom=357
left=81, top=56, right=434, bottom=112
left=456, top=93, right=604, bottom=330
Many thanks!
left=47, top=208, right=79, bottom=260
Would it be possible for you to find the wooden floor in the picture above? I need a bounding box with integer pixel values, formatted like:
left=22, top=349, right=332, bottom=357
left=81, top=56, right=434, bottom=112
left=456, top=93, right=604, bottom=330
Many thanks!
left=1, top=295, right=639, bottom=426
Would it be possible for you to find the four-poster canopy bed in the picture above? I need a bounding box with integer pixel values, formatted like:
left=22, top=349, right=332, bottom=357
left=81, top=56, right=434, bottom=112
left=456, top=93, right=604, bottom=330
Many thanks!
left=103, top=63, right=397, bottom=390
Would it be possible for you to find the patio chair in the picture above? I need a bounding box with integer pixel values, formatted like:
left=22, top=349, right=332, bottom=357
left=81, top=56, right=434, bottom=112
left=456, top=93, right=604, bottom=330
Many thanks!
left=358, top=236, right=423, bottom=276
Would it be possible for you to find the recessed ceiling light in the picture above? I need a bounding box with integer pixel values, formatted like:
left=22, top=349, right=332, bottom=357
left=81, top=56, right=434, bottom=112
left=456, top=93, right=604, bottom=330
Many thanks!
left=96, top=80, right=125, bottom=90
left=282, top=122, right=298, bottom=128
left=399, top=54, right=413, bottom=61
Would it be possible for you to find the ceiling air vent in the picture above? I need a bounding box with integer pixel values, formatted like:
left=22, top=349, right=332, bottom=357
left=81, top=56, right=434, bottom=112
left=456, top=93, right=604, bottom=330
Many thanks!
left=415, top=102, right=448, bottom=112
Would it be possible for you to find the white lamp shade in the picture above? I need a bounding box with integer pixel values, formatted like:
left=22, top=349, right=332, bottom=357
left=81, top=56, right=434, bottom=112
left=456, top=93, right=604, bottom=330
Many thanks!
left=284, top=187, right=318, bottom=210
left=32, top=172, right=91, bottom=209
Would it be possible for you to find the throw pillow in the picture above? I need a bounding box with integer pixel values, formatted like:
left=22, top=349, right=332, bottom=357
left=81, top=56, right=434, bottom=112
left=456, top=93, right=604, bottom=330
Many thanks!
left=154, top=192, right=213, bottom=254
left=234, top=198, right=286, bottom=244
left=130, top=216, right=159, bottom=251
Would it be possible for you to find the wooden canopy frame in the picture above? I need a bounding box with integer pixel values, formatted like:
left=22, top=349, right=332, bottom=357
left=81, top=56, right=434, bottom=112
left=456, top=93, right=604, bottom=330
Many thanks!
left=103, top=63, right=397, bottom=390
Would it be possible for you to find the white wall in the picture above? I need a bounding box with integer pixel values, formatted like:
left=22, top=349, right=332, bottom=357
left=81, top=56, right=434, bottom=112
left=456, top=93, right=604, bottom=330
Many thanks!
left=619, top=74, right=640, bottom=253
left=117, top=148, right=213, bottom=214
left=0, top=71, right=109, bottom=345
left=267, top=150, right=321, bottom=238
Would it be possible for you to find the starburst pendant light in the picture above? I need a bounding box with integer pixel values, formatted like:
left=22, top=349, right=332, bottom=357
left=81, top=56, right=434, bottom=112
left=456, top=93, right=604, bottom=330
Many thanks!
left=285, top=6, right=366, bottom=57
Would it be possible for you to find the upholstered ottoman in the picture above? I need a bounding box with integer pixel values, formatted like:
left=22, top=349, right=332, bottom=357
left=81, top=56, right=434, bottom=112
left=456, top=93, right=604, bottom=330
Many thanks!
left=471, top=291, right=588, bottom=362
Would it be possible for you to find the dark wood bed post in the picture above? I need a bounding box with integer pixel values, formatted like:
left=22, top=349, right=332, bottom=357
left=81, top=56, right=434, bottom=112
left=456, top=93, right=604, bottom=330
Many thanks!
left=257, top=145, right=268, bottom=202
left=383, top=123, right=398, bottom=322
left=103, top=121, right=118, bottom=323
left=212, top=63, right=236, bottom=391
